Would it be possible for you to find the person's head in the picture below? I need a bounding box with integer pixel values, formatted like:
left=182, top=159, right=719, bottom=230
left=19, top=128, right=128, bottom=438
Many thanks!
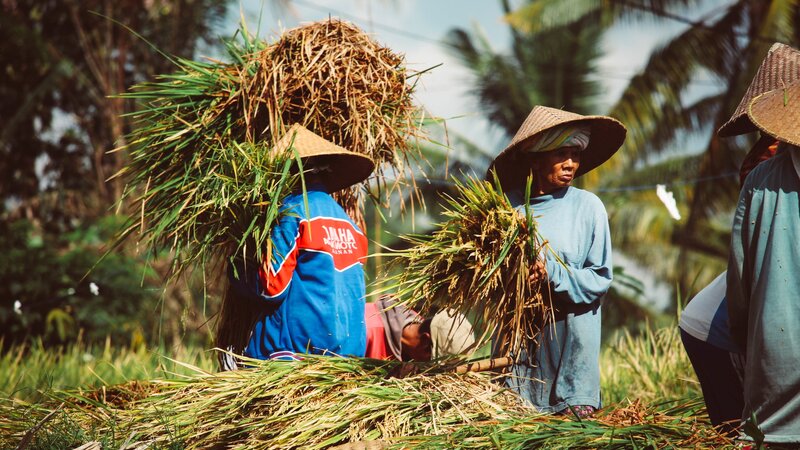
left=715, top=44, right=800, bottom=186
left=525, top=145, right=583, bottom=195
left=486, top=106, right=626, bottom=192
left=291, top=155, right=337, bottom=191
left=273, top=124, right=375, bottom=193
left=400, top=318, right=432, bottom=361
left=738, top=134, right=779, bottom=186
left=430, top=309, right=477, bottom=358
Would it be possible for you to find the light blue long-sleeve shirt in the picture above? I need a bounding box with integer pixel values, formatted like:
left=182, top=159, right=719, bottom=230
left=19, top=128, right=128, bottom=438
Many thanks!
left=507, top=186, right=613, bottom=413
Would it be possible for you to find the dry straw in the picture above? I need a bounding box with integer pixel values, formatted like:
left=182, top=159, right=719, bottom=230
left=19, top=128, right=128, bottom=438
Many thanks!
left=0, top=357, right=732, bottom=449
left=113, top=18, right=423, bottom=275
left=380, top=176, right=553, bottom=357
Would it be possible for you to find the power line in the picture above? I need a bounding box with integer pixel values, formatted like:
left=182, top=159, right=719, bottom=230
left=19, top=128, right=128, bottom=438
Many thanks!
left=414, top=171, right=739, bottom=194
left=616, top=0, right=792, bottom=46
left=289, top=0, right=728, bottom=87
left=291, top=0, right=446, bottom=46
left=596, top=171, right=738, bottom=193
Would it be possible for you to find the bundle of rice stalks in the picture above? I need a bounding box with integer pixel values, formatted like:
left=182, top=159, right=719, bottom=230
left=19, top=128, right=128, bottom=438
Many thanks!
left=381, top=176, right=551, bottom=356
left=115, top=18, right=423, bottom=273
left=0, top=357, right=733, bottom=450
left=1, top=357, right=527, bottom=449
left=391, top=399, right=733, bottom=449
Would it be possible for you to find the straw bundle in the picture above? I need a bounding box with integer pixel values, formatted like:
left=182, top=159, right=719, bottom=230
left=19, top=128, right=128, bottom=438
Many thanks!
left=1, top=357, right=527, bottom=449
left=391, top=399, right=732, bottom=449
left=382, top=177, right=551, bottom=356
left=115, top=19, right=422, bottom=273
left=0, top=358, right=732, bottom=449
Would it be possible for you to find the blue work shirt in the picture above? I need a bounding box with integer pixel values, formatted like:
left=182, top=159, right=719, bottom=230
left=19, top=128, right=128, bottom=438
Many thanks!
left=506, top=186, right=613, bottom=413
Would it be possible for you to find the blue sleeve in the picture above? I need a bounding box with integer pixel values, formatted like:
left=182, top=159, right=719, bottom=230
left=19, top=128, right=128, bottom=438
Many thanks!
left=228, top=201, right=303, bottom=305
left=543, top=201, right=613, bottom=305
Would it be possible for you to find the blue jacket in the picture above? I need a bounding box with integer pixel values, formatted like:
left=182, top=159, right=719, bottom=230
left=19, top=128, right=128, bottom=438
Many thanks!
left=230, top=190, right=367, bottom=359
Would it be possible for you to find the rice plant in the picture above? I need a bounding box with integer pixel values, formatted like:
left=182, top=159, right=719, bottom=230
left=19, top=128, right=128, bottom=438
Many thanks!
left=380, top=176, right=551, bottom=356
left=601, top=323, right=699, bottom=404
left=113, top=19, right=426, bottom=278
left=0, top=348, right=733, bottom=449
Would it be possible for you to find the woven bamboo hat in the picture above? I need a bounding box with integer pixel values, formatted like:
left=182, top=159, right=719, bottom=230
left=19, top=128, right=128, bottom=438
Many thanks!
left=747, top=83, right=800, bottom=147
left=717, top=43, right=800, bottom=137
left=273, top=123, right=375, bottom=192
left=487, top=106, right=627, bottom=189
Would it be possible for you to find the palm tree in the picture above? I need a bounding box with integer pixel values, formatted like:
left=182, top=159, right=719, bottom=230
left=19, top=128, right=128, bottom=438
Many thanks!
left=476, top=0, right=800, bottom=306
left=444, top=0, right=604, bottom=135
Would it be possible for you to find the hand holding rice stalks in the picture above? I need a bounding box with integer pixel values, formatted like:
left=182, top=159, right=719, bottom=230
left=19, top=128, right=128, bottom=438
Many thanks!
left=382, top=176, right=552, bottom=357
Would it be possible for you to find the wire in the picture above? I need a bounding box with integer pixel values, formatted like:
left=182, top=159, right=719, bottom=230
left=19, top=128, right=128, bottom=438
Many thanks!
left=413, top=170, right=740, bottom=194
left=288, top=0, right=736, bottom=88
left=616, top=0, right=793, bottom=46
left=596, top=171, right=738, bottom=193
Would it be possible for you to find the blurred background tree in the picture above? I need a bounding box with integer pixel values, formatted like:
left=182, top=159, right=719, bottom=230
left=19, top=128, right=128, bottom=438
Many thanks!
left=448, top=0, right=800, bottom=311
left=0, top=0, right=230, bottom=347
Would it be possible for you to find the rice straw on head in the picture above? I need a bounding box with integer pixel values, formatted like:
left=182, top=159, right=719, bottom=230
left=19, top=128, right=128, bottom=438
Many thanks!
left=113, top=19, right=427, bottom=361
left=115, top=18, right=424, bottom=277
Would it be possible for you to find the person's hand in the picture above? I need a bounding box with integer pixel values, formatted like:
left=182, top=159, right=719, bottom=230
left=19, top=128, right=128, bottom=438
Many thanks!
left=528, top=259, right=547, bottom=285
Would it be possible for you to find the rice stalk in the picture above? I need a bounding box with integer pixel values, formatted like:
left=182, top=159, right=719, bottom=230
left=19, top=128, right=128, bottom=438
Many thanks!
left=113, top=19, right=425, bottom=276
left=390, top=398, right=733, bottom=449
left=2, top=356, right=526, bottom=449
left=0, top=357, right=734, bottom=449
left=380, top=176, right=551, bottom=356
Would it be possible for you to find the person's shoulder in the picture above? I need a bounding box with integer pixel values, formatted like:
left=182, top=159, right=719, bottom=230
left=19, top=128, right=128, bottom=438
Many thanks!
left=283, top=190, right=335, bottom=208
left=567, top=187, right=606, bottom=210
left=744, top=147, right=792, bottom=188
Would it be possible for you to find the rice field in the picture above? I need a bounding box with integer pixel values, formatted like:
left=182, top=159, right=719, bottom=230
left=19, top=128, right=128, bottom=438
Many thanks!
left=1, top=323, right=738, bottom=449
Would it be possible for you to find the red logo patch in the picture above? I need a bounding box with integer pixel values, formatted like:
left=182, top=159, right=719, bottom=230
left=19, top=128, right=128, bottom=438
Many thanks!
left=298, top=218, right=367, bottom=271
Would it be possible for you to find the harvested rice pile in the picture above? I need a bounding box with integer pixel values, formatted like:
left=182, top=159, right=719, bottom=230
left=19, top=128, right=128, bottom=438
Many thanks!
left=383, top=177, right=551, bottom=356
left=0, top=357, right=731, bottom=449
left=115, top=19, right=423, bottom=273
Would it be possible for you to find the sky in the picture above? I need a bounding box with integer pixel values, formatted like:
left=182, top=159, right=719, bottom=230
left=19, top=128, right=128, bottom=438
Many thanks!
left=211, top=0, right=703, bottom=154
left=207, top=0, right=728, bottom=308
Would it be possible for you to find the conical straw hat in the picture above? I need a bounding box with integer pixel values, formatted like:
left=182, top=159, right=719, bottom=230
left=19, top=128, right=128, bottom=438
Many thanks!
left=486, top=106, right=626, bottom=189
left=718, top=43, right=800, bottom=137
left=747, top=83, right=800, bottom=148
left=273, top=124, right=375, bottom=192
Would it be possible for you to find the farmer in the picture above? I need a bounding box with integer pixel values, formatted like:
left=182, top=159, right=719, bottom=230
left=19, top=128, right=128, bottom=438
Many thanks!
left=727, top=82, right=800, bottom=445
left=365, top=296, right=479, bottom=361
left=679, top=42, right=798, bottom=435
left=486, top=106, right=626, bottom=417
left=365, top=296, right=432, bottom=361
left=228, top=124, right=374, bottom=361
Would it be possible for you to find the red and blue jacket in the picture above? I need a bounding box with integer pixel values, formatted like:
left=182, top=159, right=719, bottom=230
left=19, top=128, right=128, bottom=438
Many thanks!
left=232, top=190, right=368, bottom=359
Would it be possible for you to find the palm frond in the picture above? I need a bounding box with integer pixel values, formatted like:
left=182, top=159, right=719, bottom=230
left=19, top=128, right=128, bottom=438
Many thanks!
left=605, top=2, right=744, bottom=169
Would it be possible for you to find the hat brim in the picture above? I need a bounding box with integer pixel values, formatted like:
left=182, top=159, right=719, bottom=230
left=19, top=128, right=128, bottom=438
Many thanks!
left=747, top=84, right=800, bottom=148
left=487, top=116, right=627, bottom=190
left=718, top=43, right=800, bottom=137
left=300, top=153, right=375, bottom=193
left=274, top=124, right=376, bottom=192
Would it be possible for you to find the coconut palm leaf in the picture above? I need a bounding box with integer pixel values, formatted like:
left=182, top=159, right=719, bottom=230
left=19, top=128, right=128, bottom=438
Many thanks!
left=444, top=2, right=603, bottom=137
left=505, top=0, right=701, bottom=34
